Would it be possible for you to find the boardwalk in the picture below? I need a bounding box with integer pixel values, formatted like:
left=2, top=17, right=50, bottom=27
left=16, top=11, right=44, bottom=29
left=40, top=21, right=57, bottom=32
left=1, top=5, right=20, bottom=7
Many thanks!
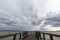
left=23, top=34, right=38, bottom=40
left=0, top=32, right=60, bottom=40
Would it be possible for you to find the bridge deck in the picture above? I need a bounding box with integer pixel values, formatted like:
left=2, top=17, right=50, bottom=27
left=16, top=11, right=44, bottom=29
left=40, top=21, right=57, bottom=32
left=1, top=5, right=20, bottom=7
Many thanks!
left=0, top=32, right=60, bottom=40
left=23, top=34, right=38, bottom=40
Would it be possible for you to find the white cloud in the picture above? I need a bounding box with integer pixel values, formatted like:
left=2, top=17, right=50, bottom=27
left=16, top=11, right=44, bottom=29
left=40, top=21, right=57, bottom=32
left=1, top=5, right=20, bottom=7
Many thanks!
left=47, top=0, right=60, bottom=12
left=34, top=0, right=60, bottom=18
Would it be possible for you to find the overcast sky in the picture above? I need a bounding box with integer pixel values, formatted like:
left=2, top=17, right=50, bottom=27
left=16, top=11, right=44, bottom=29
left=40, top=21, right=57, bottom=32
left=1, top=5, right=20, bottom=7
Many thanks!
left=0, top=0, right=60, bottom=31
left=35, top=0, right=60, bottom=18
left=0, top=0, right=60, bottom=18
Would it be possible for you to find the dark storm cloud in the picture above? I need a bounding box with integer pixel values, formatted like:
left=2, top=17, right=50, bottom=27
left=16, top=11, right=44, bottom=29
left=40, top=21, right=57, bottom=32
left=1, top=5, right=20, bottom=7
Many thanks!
left=44, top=12, right=60, bottom=27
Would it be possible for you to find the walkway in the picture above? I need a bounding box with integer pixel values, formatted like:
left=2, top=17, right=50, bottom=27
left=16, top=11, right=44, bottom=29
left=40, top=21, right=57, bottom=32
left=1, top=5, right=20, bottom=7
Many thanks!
left=23, top=34, right=38, bottom=40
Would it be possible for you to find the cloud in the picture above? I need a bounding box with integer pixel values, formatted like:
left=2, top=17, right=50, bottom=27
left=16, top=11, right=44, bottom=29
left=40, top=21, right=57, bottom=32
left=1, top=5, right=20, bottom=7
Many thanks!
left=36, top=0, right=60, bottom=18
left=44, top=11, right=60, bottom=27
left=39, top=11, right=60, bottom=31
left=0, top=0, right=22, bottom=18
left=0, top=0, right=60, bottom=31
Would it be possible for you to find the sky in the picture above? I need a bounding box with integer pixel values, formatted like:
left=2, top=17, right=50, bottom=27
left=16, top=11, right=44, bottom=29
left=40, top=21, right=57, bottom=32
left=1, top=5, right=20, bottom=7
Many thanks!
left=33, top=0, right=60, bottom=31
left=0, top=0, right=60, bottom=31
left=0, top=0, right=60, bottom=18
left=36, top=0, right=60, bottom=18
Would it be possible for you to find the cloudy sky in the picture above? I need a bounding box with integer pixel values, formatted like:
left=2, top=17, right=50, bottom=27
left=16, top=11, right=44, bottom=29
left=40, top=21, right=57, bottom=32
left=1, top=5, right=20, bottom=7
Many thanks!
left=0, top=0, right=60, bottom=18
left=36, top=0, right=60, bottom=18
left=0, top=0, right=60, bottom=31
left=33, top=0, right=60, bottom=31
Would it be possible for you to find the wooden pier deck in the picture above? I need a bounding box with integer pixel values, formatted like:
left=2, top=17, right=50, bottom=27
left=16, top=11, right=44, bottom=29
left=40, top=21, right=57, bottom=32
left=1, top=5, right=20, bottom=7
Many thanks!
left=23, top=34, right=38, bottom=40
left=0, top=31, right=60, bottom=40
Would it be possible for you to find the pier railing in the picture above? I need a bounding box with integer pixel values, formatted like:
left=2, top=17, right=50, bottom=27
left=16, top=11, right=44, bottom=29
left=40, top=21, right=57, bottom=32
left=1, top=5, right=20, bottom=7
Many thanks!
left=0, top=31, right=60, bottom=40
left=36, top=32, right=60, bottom=40
left=0, top=32, right=28, bottom=40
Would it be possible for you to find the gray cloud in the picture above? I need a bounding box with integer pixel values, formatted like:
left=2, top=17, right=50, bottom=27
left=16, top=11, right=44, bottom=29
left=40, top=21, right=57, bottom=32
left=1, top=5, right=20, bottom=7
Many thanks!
left=44, top=11, right=60, bottom=27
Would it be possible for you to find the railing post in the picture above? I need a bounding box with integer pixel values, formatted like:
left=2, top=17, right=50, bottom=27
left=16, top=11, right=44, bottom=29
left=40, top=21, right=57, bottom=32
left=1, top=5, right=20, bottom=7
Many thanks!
left=38, top=32, right=40, bottom=40
left=23, top=32, right=27, bottom=39
left=43, top=33, right=45, bottom=40
left=50, top=35, right=53, bottom=40
left=21, top=33, right=23, bottom=40
left=35, top=32, right=41, bottom=40
left=19, top=33, right=21, bottom=40
left=39, top=33, right=41, bottom=40
left=13, top=35, right=16, bottom=40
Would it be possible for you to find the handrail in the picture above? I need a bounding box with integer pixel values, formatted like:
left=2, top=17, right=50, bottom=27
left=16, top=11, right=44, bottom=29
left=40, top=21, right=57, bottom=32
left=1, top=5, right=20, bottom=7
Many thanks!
left=0, top=31, right=60, bottom=40
left=0, top=33, right=21, bottom=40
left=36, top=32, right=60, bottom=40
left=41, top=32, right=60, bottom=37
left=0, top=32, right=28, bottom=40
left=0, top=33, right=20, bottom=39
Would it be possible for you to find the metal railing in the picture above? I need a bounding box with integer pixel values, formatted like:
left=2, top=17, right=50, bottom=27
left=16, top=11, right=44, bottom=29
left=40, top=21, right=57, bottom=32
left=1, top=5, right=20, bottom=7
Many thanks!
left=36, top=32, right=60, bottom=40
